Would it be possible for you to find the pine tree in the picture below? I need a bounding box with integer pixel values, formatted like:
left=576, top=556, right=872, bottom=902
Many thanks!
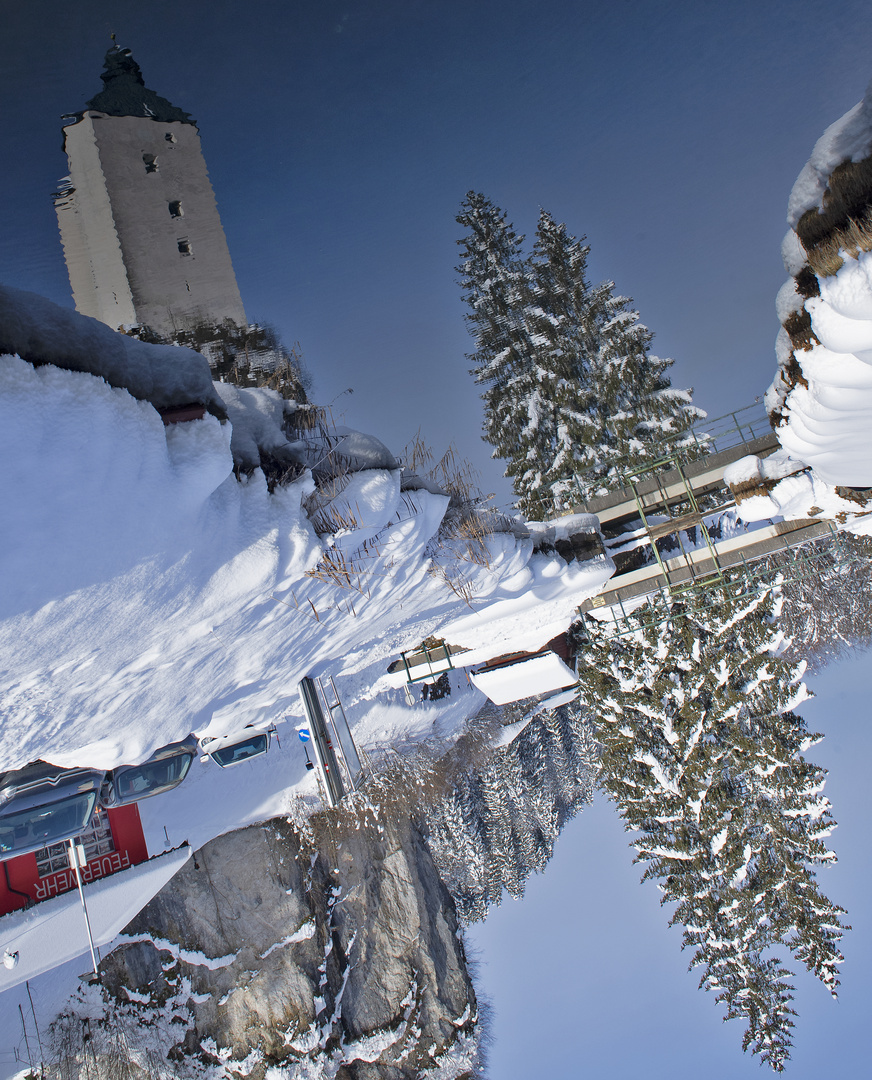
left=422, top=699, right=598, bottom=921
left=575, top=583, right=847, bottom=1071
left=586, top=283, right=701, bottom=486
left=457, top=197, right=702, bottom=516
left=507, top=212, right=601, bottom=514
left=777, top=532, right=872, bottom=668
left=455, top=193, right=539, bottom=470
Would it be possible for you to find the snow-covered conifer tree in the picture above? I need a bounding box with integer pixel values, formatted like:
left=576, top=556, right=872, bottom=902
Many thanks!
left=455, top=193, right=539, bottom=473
left=457, top=198, right=702, bottom=516
left=586, top=282, right=702, bottom=490
left=422, top=701, right=598, bottom=921
left=508, top=211, right=601, bottom=514
left=575, top=583, right=847, bottom=1071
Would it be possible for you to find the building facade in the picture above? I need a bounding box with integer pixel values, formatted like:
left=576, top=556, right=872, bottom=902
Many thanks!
left=54, top=44, right=247, bottom=338
left=0, top=803, right=148, bottom=917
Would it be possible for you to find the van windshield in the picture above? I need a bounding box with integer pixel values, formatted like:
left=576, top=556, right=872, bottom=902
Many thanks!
left=0, top=792, right=98, bottom=856
left=114, top=753, right=194, bottom=802
left=211, top=734, right=269, bottom=768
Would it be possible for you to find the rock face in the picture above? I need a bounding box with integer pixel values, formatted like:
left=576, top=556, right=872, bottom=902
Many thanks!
left=97, top=806, right=479, bottom=1079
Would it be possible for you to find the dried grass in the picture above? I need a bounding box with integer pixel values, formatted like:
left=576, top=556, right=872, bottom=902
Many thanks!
left=287, top=402, right=329, bottom=436
left=305, top=547, right=373, bottom=597
left=401, top=435, right=514, bottom=605
left=805, top=210, right=872, bottom=277
left=796, top=155, right=872, bottom=277
left=783, top=308, right=819, bottom=352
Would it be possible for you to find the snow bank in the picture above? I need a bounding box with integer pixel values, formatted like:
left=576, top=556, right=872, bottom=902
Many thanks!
left=214, top=381, right=304, bottom=471
left=329, top=427, right=398, bottom=471
left=0, top=354, right=233, bottom=617
left=313, top=468, right=402, bottom=550
left=0, top=284, right=222, bottom=413
left=0, top=341, right=329, bottom=768
left=723, top=448, right=844, bottom=522
left=776, top=322, right=872, bottom=487
left=763, top=77, right=872, bottom=522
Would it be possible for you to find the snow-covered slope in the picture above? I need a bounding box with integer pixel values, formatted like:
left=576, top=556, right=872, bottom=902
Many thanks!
left=0, top=287, right=611, bottom=833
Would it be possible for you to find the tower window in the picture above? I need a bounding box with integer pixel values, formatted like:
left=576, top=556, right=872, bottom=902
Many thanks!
left=177, top=238, right=192, bottom=255
left=168, top=201, right=183, bottom=218
left=142, top=153, right=158, bottom=173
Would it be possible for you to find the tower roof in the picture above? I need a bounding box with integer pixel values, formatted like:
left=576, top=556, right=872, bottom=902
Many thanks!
left=82, top=44, right=194, bottom=125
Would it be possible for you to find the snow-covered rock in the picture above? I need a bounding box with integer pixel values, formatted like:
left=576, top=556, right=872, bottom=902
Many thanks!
left=0, top=283, right=224, bottom=414
left=213, top=380, right=305, bottom=472
left=96, top=814, right=479, bottom=1078
left=786, top=81, right=872, bottom=228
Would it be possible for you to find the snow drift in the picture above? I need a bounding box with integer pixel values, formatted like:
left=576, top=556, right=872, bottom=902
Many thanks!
left=0, top=286, right=610, bottom=787
left=730, top=78, right=872, bottom=530
left=0, top=283, right=224, bottom=415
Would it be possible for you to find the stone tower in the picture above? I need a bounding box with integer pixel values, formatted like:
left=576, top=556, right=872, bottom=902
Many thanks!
left=54, top=44, right=247, bottom=338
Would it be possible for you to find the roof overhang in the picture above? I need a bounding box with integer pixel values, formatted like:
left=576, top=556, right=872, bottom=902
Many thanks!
left=470, top=652, right=577, bottom=705
left=0, top=845, right=191, bottom=991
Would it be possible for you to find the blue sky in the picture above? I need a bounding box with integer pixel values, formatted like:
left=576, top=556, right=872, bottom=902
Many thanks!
left=2, top=2, right=871, bottom=1074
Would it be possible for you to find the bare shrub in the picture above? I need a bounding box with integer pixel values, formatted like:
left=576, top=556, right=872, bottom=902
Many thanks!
left=46, top=998, right=187, bottom=1080
left=400, top=434, right=516, bottom=605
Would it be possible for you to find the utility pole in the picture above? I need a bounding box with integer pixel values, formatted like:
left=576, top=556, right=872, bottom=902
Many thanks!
left=68, top=840, right=99, bottom=978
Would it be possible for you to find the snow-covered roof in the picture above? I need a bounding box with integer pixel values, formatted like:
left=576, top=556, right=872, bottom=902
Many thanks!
left=470, top=652, right=577, bottom=705
left=0, top=846, right=191, bottom=992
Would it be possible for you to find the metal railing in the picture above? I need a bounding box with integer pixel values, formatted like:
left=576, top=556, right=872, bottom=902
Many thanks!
left=566, top=400, right=772, bottom=512
left=582, top=521, right=850, bottom=638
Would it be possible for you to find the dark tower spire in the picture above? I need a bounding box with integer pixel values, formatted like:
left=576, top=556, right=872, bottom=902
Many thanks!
left=83, top=44, right=194, bottom=124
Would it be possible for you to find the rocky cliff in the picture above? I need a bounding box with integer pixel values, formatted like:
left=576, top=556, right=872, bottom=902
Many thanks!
left=62, top=801, right=480, bottom=1080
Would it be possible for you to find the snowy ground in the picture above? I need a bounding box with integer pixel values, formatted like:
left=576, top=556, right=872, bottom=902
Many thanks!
left=0, top=287, right=614, bottom=1068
